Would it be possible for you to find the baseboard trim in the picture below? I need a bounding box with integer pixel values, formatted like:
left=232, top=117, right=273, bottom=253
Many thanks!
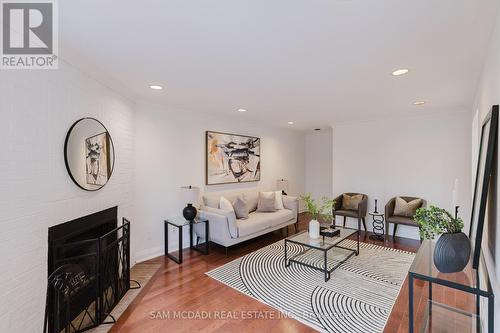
left=134, top=246, right=163, bottom=264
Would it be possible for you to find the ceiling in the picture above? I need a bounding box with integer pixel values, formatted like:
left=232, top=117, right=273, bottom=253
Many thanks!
left=59, top=0, right=499, bottom=130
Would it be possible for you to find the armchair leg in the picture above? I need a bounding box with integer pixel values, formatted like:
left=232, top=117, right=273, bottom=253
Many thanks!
left=361, top=217, right=367, bottom=231
left=393, top=224, right=398, bottom=239
left=343, top=216, right=346, bottom=228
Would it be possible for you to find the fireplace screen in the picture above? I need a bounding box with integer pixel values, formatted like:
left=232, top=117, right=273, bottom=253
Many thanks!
left=44, top=208, right=131, bottom=333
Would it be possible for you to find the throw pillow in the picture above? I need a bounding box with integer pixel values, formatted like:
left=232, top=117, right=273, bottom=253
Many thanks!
left=257, top=191, right=276, bottom=212
left=274, top=191, right=284, bottom=210
left=233, top=196, right=249, bottom=219
left=341, top=194, right=363, bottom=210
left=394, top=197, right=422, bottom=217
left=219, top=196, right=234, bottom=212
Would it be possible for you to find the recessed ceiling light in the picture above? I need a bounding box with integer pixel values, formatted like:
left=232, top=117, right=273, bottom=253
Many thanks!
left=149, top=85, right=163, bottom=90
left=288, top=121, right=294, bottom=125
left=237, top=108, right=247, bottom=112
left=392, top=68, right=409, bottom=76
left=413, top=101, right=426, bottom=105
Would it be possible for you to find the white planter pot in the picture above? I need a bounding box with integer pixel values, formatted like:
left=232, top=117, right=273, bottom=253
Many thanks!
left=309, top=219, right=320, bottom=239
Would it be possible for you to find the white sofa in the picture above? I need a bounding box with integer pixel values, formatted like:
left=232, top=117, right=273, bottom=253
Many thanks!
left=199, top=189, right=299, bottom=249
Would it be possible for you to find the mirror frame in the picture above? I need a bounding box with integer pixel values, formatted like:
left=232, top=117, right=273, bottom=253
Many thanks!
left=64, top=117, right=116, bottom=192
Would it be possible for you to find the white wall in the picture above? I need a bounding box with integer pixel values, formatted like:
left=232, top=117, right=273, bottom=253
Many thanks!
left=305, top=129, right=333, bottom=199
left=134, top=102, right=306, bottom=261
left=0, top=62, right=136, bottom=332
left=332, top=111, right=472, bottom=239
left=472, top=6, right=500, bottom=327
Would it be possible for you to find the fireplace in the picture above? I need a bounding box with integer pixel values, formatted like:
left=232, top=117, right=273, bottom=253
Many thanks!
left=45, top=207, right=131, bottom=333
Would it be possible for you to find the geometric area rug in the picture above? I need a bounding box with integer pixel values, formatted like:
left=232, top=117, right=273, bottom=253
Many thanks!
left=206, top=239, right=415, bottom=333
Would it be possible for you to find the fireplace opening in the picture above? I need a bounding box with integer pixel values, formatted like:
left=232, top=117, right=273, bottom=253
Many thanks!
left=45, top=207, right=132, bottom=333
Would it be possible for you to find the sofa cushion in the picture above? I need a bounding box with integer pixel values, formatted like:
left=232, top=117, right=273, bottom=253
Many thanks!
left=243, top=191, right=259, bottom=212
left=257, top=192, right=276, bottom=212
left=335, top=209, right=358, bottom=218
left=203, top=190, right=259, bottom=210
left=386, top=215, right=417, bottom=226
left=341, top=194, right=363, bottom=210
left=236, top=209, right=295, bottom=237
left=219, top=196, right=234, bottom=211
left=236, top=216, right=270, bottom=237
left=394, top=197, right=422, bottom=218
left=233, top=196, right=249, bottom=219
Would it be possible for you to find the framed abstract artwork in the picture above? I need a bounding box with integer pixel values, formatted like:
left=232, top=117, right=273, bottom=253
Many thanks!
left=206, top=131, right=261, bottom=185
left=85, top=131, right=111, bottom=186
left=469, top=105, right=498, bottom=269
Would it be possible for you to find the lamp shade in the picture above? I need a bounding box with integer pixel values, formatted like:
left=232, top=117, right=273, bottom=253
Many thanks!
left=277, top=179, right=289, bottom=192
left=179, top=185, right=200, bottom=205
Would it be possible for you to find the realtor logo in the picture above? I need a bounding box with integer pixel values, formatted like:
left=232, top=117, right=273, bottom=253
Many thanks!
left=1, top=0, right=58, bottom=69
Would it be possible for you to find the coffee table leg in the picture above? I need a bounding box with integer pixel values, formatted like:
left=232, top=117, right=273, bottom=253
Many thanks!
left=324, top=251, right=328, bottom=282
left=284, top=240, right=289, bottom=267
left=178, top=225, right=183, bottom=264
left=409, top=273, right=414, bottom=333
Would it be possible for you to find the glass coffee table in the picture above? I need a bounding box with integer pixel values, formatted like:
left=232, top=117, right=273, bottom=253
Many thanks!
left=284, top=226, right=359, bottom=282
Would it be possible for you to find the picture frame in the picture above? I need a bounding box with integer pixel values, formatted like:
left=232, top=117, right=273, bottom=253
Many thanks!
left=469, top=105, right=498, bottom=269
left=206, top=131, right=261, bottom=185
left=85, top=131, right=111, bottom=186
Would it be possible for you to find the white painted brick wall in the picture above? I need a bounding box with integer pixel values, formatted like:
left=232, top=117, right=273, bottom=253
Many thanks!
left=0, top=62, right=136, bottom=333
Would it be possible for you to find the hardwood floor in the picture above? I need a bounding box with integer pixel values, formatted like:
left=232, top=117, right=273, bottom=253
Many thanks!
left=109, top=214, right=474, bottom=333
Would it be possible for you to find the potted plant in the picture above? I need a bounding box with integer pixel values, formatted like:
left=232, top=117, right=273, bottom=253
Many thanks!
left=414, top=205, right=470, bottom=273
left=300, top=194, right=335, bottom=239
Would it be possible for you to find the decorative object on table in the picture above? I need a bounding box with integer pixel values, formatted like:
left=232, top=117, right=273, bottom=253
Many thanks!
left=368, top=212, right=385, bottom=241
left=206, top=131, right=260, bottom=185
left=469, top=105, right=498, bottom=269
left=385, top=196, right=426, bottom=238
left=64, top=117, right=115, bottom=191
left=333, top=192, right=368, bottom=231
left=374, top=199, right=379, bottom=213
left=309, top=219, right=320, bottom=238
left=414, top=205, right=469, bottom=273
left=180, top=185, right=200, bottom=221
left=277, top=179, right=289, bottom=195
left=300, top=193, right=336, bottom=239
left=319, top=227, right=340, bottom=237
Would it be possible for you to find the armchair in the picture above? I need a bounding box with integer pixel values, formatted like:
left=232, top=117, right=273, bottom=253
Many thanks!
left=333, top=193, right=368, bottom=231
left=385, top=196, right=427, bottom=239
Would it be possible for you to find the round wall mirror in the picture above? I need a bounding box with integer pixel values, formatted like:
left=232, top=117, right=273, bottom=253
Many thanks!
left=64, top=118, right=115, bottom=191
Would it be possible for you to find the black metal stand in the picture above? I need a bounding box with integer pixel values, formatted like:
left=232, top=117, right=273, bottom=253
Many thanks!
left=368, top=212, right=385, bottom=241
left=164, top=219, right=209, bottom=264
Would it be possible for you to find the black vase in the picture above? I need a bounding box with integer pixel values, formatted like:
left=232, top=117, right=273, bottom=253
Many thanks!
left=433, top=232, right=471, bottom=273
left=183, top=203, right=197, bottom=221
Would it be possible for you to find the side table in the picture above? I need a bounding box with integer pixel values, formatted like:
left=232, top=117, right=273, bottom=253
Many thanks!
left=368, top=212, right=384, bottom=241
left=408, top=240, right=493, bottom=333
left=164, top=217, right=209, bottom=264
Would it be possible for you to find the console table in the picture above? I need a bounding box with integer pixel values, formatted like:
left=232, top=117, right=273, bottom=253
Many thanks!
left=408, top=240, right=494, bottom=333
